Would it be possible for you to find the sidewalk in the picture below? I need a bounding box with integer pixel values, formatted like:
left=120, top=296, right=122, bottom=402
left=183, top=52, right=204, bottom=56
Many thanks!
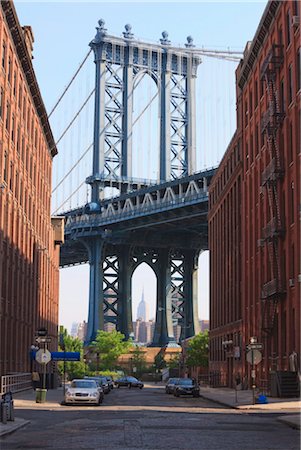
left=0, top=388, right=64, bottom=438
left=199, top=385, right=301, bottom=429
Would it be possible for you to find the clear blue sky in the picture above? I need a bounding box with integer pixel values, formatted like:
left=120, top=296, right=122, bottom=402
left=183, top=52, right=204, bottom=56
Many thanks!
left=15, top=0, right=267, bottom=332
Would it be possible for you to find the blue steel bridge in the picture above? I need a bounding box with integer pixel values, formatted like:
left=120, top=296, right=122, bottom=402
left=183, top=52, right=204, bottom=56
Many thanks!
left=54, top=21, right=242, bottom=346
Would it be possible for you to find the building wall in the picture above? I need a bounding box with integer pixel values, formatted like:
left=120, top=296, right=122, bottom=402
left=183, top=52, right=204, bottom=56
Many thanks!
left=209, top=0, right=300, bottom=387
left=0, top=2, right=59, bottom=376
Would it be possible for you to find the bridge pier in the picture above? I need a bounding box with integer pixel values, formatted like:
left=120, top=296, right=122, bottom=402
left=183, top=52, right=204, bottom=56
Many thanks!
left=152, top=249, right=176, bottom=347
left=83, top=237, right=104, bottom=345
left=117, top=247, right=134, bottom=340
left=180, top=250, right=201, bottom=340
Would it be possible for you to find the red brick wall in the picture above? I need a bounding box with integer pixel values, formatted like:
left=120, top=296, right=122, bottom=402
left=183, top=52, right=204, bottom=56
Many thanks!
left=209, top=0, right=300, bottom=388
left=0, top=3, right=59, bottom=376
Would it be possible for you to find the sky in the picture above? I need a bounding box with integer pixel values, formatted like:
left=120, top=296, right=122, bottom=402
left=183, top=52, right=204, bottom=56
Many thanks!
left=14, top=0, right=267, bottom=332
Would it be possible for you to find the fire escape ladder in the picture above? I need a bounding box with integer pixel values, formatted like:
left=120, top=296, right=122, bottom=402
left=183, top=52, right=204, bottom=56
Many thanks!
left=260, top=43, right=286, bottom=334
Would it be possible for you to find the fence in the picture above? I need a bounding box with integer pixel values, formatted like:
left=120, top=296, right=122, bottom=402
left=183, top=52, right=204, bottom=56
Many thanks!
left=0, top=373, right=32, bottom=394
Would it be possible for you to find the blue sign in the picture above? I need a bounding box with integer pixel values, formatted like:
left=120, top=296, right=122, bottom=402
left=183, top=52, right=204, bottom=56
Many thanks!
left=51, top=352, right=81, bottom=361
left=29, top=350, right=81, bottom=361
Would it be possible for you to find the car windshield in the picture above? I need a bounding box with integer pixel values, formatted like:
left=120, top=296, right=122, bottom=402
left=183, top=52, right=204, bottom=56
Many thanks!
left=71, top=380, right=97, bottom=389
left=168, top=378, right=179, bottom=384
left=179, top=379, right=194, bottom=385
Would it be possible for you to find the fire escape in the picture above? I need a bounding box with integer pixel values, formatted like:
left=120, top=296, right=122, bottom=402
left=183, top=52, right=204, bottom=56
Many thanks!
left=260, top=44, right=285, bottom=334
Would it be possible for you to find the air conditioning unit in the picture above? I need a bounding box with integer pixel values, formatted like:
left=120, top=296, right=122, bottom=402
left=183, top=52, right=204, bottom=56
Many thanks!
left=289, top=278, right=295, bottom=287
left=292, top=16, right=300, bottom=28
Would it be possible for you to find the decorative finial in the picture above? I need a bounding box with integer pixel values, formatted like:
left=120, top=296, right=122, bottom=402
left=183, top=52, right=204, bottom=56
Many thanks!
left=160, top=31, right=171, bottom=45
left=123, top=23, right=134, bottom=39
left=92, top=18, right=107, bottom=43
left=185, top=36, right=195, bottom=48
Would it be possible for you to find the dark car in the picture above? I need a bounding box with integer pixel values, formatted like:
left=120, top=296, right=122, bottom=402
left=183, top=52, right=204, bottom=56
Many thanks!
left=173, top=378, right=200, bottom=397
left=106, top=376, right=114, bottom=390
left=114, top=376, right=144, bottom=389
left=84, top=376, right=110, bottom=394
left=165, top=377, right=180, bottom=394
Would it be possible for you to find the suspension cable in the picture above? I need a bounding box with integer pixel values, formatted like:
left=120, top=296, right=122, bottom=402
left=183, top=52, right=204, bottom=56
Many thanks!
left=48, top=49, right=92, bottom=118
left=52, top=181, right=86, bottom=215
left=52, top=142, right=93, bottom=194
left=54, top=89, right=95, bottom=147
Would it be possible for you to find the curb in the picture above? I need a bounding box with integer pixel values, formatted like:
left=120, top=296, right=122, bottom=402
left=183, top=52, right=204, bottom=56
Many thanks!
left=199, top=394, right=237, bottom=409
left=277, top=416, right=301, bottom=430
left=0, top=419, right=30, bottom=438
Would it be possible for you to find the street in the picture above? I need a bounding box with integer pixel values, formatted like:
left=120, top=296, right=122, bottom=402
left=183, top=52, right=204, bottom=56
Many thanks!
left=1, top=383, right=299, bottom=449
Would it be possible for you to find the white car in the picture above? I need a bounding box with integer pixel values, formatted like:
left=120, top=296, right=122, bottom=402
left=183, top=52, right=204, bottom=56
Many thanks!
left=65, top=379, right=101, bottom=405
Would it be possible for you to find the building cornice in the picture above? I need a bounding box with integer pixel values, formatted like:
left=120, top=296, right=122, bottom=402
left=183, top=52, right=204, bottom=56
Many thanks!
left=237, top=1, right=281, bottom=90
left=1, top=1, right=58, bottom=157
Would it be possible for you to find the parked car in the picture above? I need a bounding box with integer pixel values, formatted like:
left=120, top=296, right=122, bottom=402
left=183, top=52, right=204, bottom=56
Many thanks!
left=84, top=376, right=110, bottom=394
left=165, top=377, right=180, bottom=394
left=106, top=376, right=114, bottom=390
left=114, top=376, right=144, bottom=389
left=173, top=378, right=200, bottom=397
left=65, top=379, right=102, bottom=405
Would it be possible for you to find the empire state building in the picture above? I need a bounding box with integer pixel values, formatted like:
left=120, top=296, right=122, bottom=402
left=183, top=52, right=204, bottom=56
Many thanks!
left=136, top=288, right=149, bottom=322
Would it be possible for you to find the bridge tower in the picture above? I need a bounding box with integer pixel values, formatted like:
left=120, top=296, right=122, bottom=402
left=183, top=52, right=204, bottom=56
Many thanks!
left=82, top=21, right=202, bottom=345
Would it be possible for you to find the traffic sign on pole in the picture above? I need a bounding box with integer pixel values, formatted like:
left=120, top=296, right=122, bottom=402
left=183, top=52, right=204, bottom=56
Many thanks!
left=246, top=343, right=263, bottom=351
left=35, top=336, right=52, bottom=344
left=35, top=349, right=51, bottom=364
left=246, top=349, right=262, bottom=365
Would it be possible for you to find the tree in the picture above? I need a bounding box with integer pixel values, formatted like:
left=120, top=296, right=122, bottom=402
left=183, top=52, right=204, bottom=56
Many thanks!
left=154, top=351, right=166, bottom=370
left=58, top=326, right=86, bottom=380
left=130, top=345, right=147, bottom=376
left=90, top=330, right=131, bottom=370
left=186, top=331, right=209, bottom=368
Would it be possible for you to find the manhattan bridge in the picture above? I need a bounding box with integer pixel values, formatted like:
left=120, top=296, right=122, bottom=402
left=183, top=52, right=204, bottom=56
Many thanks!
left=51, top=21, right=242, bottom=346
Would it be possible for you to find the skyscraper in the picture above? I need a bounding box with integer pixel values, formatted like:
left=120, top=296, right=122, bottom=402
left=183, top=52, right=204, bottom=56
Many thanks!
left=136, top=288, right=149, bottom=321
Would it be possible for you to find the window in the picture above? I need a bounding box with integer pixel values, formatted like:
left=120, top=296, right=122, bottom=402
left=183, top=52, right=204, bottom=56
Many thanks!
left=16, top=126, right=20, bottom=155
left=18, top=84, right=22, bottom=109
left=286, top=10, right=291, bottom=47
left=288, top=65, right=293, bottom=105
left=2, top=43, right=6, bottom=70
left=254, top=80, right=258, bottom=107
left=13, top=71, right=16, bottom=96
left=5, top=101, right=10, bottom=131
left=297, top=48, right=301, bottom=92
left=3, top=151, right=8, bottom=182
left=9, top=161, right=13, bottom=191
left=293, top=0, right=299, bottom=15
left=7, top=56, right=11, bottom=83
left=0, top=88, right=3, bottom=118
left=11, top=114, right=15, bottom=142
left=245, top=100, right=248, bottom=126
left=255, top=124, right=259, bottom=155
left=249, top=91, right=253, bottom=116
left=290, top=182, right=295, bottom=223
left=260, top=79, right=264, bottom=98
left=278, top=27, right=283, bottom=47
left=280, top=78, right=285, bottom=112
left=288, top=121, right=293, bottom=163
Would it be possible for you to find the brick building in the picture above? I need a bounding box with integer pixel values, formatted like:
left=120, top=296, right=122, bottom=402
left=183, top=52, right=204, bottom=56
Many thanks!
left=0, top=1, right=62, bottom=376
left=209, top=0, right=300, bottom=389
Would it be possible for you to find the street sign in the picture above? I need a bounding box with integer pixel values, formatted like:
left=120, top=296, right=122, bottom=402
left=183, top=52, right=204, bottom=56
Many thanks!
left=246, top=349, right=262, bottom=365
left=35, top=336, right=52, bottom=344
left=35, top=349, right=51, bottom=364
left=50, top=351, right=80, bottom=361
left=246, top=343, right=263, bottom=351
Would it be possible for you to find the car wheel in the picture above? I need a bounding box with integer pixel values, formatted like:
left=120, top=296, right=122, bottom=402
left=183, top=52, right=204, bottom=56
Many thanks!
left=139, top=385, right=143, bottom=389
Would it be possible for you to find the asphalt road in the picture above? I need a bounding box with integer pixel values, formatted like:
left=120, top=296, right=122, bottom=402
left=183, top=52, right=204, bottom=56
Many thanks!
left=1, top=383, right=299, bottom=450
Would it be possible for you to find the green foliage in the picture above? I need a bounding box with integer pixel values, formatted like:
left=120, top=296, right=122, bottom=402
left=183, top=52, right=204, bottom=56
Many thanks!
left=58, top=326, right=86, bottom=380
left=90, top=330, right=131, bottom=370
left=167, top=353, right=180, bottom=369
left=130, top=345, right=147, bottom=377
left=186, top=331, right=209, bottom=368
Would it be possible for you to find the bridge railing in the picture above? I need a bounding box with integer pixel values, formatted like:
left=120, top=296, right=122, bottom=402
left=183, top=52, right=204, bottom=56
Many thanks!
left=65, top=188, right=209, bottom=231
